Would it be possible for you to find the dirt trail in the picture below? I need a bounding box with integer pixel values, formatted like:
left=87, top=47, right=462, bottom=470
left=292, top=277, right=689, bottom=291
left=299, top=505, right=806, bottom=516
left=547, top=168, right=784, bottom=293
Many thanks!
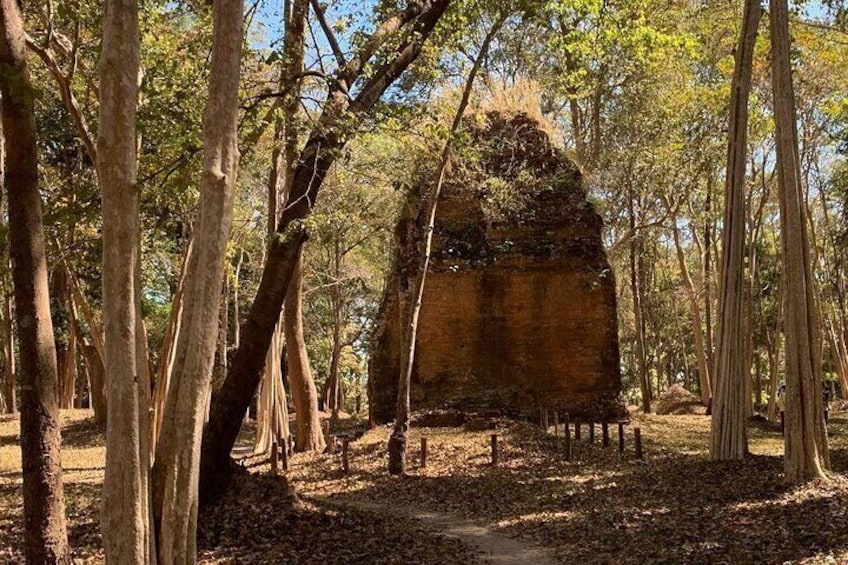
left=310, top=497, right=558, bottom=565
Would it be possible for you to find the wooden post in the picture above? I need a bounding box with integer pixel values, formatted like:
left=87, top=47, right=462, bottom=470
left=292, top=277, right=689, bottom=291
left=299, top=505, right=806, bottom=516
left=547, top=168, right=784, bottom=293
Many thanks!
left=618, top=422, right=625, bottom=454
left=602, top=422, right=610, bottom=447
left=563, top=413, right=571, bottom=461
left=420, top=437, right=428, bottom=468
left=342, top=439, right=350, bottom=474
left=491, top=434, right=498, bottom=466
left=322, top=420, right=331, bottom=451
left=271, top=440, right=279, bottom=476
left=281, top=440, right=289, bottom=471
left=552, top=411, right=559, bottom=436
left=540, top=408, right=549, bottom=431
left=575, top=419, right=582, bottom=440
left=588, top=421, right=595, bottom=443
left=634, top=427, right=643, bottom=459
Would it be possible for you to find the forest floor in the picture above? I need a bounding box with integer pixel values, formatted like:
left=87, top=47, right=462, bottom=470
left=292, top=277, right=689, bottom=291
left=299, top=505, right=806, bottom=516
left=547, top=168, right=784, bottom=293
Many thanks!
left=1, top=410, right=848, bottom=564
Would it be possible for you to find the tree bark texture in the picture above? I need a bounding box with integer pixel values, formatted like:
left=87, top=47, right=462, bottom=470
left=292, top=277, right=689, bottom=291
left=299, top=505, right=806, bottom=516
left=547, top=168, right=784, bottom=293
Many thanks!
left=0, top=0, right=70, bottom=559
left=710, top=0, right=761, bottom=461
left=151, top=0, right=244, bottom=558
left=285, top=251, right=325, bottom=451
left=770, top=0, right=830, bottom=483
left=97, top=0, right=152, bottom=559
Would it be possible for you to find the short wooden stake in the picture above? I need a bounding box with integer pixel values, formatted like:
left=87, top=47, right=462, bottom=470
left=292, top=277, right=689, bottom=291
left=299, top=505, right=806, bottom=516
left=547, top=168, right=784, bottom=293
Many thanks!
left=322, top=420, right=331, bottom=450
left=271, top=440, right=279, bottom=476
left=420, top=437, right=428, bottom=468
left=491, top=434, right=499, bottom=466
left=540, top=409, right=549, bottom=431
left=634, top=427, right=643, bottom=459
left=575, top=419, right=582, bottom=440
left=602, top=422, right=610, bottom=447
left=563, top=413, right=571, bottom=461
left=342, top=439, right=350, bottom=474
left=618, top=422, right=625, bottom=454
left=588, top=422, right=595, bottom=443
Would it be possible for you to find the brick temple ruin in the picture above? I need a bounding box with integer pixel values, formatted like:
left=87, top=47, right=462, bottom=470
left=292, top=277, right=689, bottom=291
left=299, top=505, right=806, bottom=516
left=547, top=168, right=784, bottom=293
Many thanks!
left=369, top=112, right=624, bottom=424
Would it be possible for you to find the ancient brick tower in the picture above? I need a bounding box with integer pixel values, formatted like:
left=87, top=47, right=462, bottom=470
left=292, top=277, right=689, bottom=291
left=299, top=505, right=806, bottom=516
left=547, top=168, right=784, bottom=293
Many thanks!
left=369, top=112, right=624, bottom=423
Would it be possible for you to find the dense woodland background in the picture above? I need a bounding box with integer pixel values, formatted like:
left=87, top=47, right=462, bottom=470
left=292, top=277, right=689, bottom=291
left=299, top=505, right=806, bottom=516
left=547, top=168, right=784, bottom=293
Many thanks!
left=5, top=0, right=848, bottom=420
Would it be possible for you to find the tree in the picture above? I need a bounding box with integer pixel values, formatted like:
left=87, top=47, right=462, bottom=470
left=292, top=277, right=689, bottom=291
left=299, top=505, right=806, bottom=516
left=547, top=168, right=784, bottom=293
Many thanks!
left=388, top=12, right=505, bottom=475
left=283, top=0, right=325, bottom=452
left=769, top=0, right=829, bottom=483
left=200, top=0, right=452, bottom=502
left=151, top=0, right=244, bottom=558
left=710, top=0, right=761, bottom=461
left=0, top=0, right=70, bottom=559
left=97, top=0, right=152, bottom=560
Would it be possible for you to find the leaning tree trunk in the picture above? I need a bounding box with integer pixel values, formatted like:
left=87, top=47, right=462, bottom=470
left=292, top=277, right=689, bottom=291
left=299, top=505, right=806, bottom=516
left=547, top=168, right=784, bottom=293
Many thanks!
left=710, top=0, right=761, bottom=461
left=770, top=0, right=830, bottom=483
left=151, top=0, right=243, bottom=558
left=200, top=0, right=451, bottom=503
left=388, top=14, right=504, bottom=475
left=97, top=0, right=152, bottom=559
left=0, top=0, right=70, bottom=559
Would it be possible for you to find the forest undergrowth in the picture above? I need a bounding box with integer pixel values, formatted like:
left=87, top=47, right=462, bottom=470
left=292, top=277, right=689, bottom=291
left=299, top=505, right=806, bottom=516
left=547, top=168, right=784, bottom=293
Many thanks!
left=2, top=410, right=848, bottom=563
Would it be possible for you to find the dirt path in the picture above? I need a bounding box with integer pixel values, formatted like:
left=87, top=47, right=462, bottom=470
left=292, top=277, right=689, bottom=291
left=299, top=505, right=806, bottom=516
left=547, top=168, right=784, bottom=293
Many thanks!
left=308, top=497, right=558, bottom=565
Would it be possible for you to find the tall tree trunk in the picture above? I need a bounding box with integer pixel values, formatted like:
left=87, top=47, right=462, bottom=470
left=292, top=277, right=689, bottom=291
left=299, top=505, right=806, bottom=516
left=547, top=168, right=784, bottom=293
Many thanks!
left=97, top=0, right=152, bottom=559
left=0, top=0, right=70, bottom=559
left=710, top=0, right=760, bottom=461
left=200, top=0, right=451, bottom=502
left=704, top=175, right=715, bottom=381
left=281, top=0, right=322, bottom=452
left=668, top=205, right=711, bottom=402
left=770, top=0, right=829, bottom=483
left=628, top=187, right=651, bottom=412
left=326, top=277, right=343, bottom=420
left=151, top=240, right=192, bottom=447
left=285, top=251, right=324, bottom=451
left=2, top=292, right=15, bottom=414
left=151, top=0, right=243, bottom=557
left=388, top=14, right=503, bottom=475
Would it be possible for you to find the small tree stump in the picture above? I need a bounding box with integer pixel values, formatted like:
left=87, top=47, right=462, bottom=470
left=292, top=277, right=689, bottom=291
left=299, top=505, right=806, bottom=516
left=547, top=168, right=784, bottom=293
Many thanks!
left=491, top=434, right=499, bottom=466
left=602, top=422, right=610, bottom=447
left=618, top=422, right=625, bottom=454
left=342, top=439, right=350, bottom=474
left=563, top=413, right=571, bottom=461
left=420, top=437, right=428, bottom=468
left=634, top=427, right=643, bottom=459
left=588, top=422, right=595, bottom=443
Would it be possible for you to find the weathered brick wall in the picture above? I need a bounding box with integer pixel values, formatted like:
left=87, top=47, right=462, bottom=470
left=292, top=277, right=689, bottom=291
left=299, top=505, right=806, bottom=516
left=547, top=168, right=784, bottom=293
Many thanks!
left=369, top=112, right=623, bottom=423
